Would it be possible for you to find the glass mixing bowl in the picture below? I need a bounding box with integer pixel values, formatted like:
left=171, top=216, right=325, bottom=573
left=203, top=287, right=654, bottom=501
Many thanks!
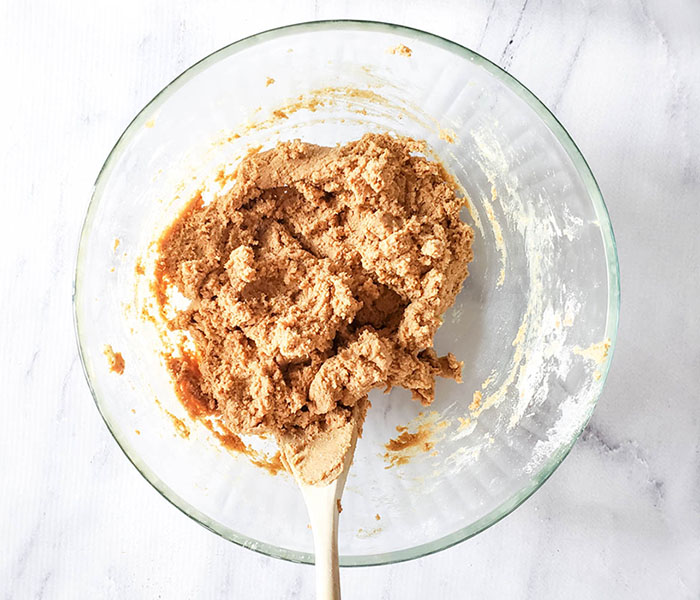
left=74, top=21, right=619, bottom=566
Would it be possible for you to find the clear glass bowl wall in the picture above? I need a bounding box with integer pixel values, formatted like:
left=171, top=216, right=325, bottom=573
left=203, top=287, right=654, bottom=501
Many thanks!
left=74, top=22, right=619, bottom=566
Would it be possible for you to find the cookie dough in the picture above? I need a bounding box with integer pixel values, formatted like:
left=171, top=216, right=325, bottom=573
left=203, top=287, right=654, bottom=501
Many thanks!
left=156, top=133, right=473, bottom=482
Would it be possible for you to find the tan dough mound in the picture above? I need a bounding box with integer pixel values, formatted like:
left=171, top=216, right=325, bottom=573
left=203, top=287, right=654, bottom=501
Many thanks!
left=157, top=133, right=473, bottom=454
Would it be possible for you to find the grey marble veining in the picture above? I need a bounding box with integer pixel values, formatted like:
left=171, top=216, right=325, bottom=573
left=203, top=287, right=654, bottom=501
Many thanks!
left=1, top=0, right=698, bottom=598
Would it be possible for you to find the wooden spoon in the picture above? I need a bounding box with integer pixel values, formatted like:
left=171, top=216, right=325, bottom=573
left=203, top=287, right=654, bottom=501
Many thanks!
left=279, top=405, right=364, bottom=600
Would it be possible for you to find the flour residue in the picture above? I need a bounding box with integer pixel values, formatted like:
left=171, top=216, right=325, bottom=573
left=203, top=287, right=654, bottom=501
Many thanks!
left=439, top=128, right=457, bottom=143
left=482, top=186, right=507, bottom=287
left=431, top=121, right=614, bottom=480
left=574, top=339, right=611, bottom=364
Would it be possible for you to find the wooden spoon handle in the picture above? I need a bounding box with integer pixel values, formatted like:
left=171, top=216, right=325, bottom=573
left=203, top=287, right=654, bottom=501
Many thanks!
left=305, top=482, right=342, bottom=599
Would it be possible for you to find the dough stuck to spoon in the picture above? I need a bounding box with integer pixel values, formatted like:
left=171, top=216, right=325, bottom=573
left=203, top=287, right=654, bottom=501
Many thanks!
left=279, top=399, right=368, bottom=486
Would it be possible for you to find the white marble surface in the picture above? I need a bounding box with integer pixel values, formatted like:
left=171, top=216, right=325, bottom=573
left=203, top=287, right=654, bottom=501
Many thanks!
left=2, top=0, right=699, bottom=598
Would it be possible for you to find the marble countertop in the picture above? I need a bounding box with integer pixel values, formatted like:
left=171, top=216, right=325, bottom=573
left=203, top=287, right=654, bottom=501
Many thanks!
left=2, top=0, right=699, bottom=598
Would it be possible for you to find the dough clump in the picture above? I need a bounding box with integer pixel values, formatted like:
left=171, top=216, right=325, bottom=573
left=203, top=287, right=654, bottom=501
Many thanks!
left=157, top=133, right=473, bottom=460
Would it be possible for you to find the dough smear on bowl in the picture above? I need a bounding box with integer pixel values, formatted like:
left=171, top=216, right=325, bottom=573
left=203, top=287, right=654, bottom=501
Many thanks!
left=156, top=133, right=473, bottom=484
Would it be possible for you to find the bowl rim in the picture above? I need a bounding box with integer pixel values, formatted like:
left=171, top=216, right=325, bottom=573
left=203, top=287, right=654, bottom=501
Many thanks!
left=73, top=19, right=621, bottom=567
